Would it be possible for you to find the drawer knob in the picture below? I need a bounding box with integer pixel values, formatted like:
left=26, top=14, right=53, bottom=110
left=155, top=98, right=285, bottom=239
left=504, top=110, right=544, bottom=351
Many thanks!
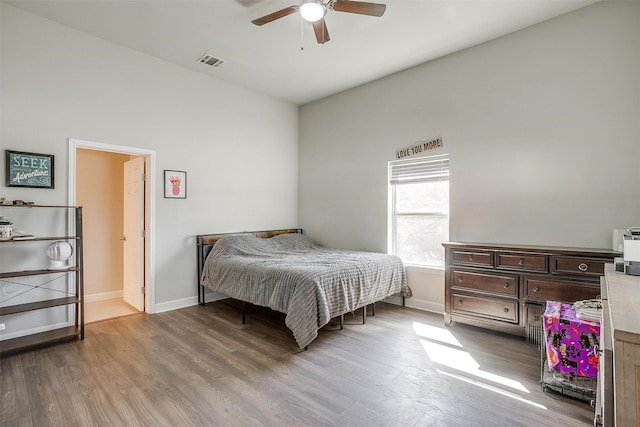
left=458, top=277, right=463, bottom=283
left=578, top=263, right=588, bottom=272
left=518, top=258, right=525, bottom=266
left=532, top=286, right=540, bottom=293
left=503, top=283, right=510, bottom=288
left=458, top=300, right=463, bottom=305
left=503, top=308, right=509, bottom=313
left=469, top=255, right=473, bottom=261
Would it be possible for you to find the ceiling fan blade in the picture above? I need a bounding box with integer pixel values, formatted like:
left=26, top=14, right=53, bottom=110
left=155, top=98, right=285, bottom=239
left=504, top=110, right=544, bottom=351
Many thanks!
left=251, top=6, right=298, bottom=26
left=312, top=19, right=330, bottom=44
left=331, top=0, right=386, bottom=17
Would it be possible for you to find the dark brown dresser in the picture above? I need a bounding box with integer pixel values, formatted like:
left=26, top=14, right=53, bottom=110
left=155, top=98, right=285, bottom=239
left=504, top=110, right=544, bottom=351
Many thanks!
left=442, top=242, right=619, bottom=337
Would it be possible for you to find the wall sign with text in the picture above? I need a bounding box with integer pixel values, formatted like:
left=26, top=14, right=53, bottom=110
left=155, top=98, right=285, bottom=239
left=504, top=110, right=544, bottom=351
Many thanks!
left=5, top=150, right=55, bottom=189
left=395, top=137, right=443, bottom=160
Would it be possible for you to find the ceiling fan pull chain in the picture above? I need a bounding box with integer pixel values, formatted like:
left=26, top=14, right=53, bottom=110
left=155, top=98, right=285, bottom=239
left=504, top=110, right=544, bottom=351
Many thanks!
left=300, top=16, right=305, bottom=50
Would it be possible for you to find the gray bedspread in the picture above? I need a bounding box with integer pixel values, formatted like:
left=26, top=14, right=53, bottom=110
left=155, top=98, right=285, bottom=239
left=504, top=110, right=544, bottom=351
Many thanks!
left=200, top=233, right=411, bottom=349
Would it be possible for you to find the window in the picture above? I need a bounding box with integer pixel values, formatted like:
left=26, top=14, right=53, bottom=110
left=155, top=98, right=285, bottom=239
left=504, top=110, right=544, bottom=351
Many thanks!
left=389, top=154, right=449, bottom=267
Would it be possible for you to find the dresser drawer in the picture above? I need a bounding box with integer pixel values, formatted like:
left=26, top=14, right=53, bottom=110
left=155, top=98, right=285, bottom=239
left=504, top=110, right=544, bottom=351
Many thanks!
left=451, top=250, right=493, bottom=267
left=452, top=270, right=518, bottom=297
left=452, top=293, right=518, bottom=323
left=525, top=277, right=600, bottom=302
left=551, top=256, right=607, bottom=278
left=497, top=252, right=548, bottom=272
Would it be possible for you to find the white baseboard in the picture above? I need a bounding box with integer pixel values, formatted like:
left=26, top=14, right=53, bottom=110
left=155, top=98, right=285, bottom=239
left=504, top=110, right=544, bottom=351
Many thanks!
left=405, top=298, right=444, bottom=315
left=378, top=295, right=444, bottom=316
left=85, top=290, right=123, bottom=303
left=154, top=296, right=198, bottom=313
left=384, top=295, right=443, bottom=314
left=0, top=321, right=69, bottom=341
left=153, top=292, right=228, bottom=313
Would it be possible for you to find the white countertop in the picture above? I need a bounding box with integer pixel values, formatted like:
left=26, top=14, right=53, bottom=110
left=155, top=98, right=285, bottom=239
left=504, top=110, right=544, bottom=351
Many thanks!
left=604, top=264, right=640, bottom=345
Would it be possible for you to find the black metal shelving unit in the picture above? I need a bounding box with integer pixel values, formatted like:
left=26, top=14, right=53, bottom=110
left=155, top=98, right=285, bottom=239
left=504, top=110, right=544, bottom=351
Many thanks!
left=0, top=205, right=84, bottom=354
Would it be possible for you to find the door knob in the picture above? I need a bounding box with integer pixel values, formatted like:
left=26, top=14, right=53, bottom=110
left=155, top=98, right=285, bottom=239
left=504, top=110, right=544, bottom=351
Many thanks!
left=120, top=236, right=126, bottom=241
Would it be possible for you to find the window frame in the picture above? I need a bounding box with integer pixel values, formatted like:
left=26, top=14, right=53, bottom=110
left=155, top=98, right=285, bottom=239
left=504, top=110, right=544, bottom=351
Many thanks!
left=388, top=154, right=450, bottom=268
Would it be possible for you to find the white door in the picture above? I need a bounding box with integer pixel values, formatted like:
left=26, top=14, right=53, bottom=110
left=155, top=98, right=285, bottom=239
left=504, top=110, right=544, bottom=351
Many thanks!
left=123, top=156, right=145, bottom=311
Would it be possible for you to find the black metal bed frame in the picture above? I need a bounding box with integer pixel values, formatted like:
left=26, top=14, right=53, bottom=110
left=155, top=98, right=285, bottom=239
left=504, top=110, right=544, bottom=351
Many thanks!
left=196, top=229, right=303, bottom=306
left=196, top=228, right=400, bottom=348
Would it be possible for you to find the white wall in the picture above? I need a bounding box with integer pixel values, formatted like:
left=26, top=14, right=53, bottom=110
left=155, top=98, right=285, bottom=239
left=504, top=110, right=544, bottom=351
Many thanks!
left=299, top=1, right=640, bottom=312
left=2, top=1, right=638, bottom=334
left=0, top=4, right=299, bottom=330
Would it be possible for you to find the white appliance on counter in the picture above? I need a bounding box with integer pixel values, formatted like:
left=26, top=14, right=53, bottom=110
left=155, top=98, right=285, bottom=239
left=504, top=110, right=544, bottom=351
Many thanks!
left=623, top=227, right=640, bottom=276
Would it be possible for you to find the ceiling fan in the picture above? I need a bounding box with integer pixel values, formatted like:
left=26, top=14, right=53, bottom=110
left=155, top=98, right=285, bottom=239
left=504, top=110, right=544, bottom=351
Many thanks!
left=251, top=0, right=386, bottom=44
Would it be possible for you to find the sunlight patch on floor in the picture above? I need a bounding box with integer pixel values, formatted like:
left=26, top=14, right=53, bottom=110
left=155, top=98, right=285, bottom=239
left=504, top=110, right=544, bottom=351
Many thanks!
left=437, top=369, right=547, bottom=410
left=413, top=321, right=530, bottom=394
left=420, top=339, right=529, bottom=392
left=413, top=321, right=462, bottom=347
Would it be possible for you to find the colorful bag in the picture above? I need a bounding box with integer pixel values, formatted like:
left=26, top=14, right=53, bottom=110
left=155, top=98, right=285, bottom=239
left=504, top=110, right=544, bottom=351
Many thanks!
left=543, top=301, right=600, bottom=378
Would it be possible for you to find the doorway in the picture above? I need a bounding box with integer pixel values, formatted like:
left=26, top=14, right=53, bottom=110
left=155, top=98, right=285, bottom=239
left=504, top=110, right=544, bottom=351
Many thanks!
left=68, top=139, right=156, bottom=321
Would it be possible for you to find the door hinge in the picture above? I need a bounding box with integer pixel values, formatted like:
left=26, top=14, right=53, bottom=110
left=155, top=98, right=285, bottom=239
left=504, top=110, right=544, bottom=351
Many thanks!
left=141, top=229, right=146, bottom=238
left=141, top=286, right=145, bottom=294
left=141, top=173, right=146, bottom=181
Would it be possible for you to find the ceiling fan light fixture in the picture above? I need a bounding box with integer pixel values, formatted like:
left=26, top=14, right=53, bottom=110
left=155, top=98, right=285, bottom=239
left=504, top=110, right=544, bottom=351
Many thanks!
left=299, top=0, right=326, bottom=22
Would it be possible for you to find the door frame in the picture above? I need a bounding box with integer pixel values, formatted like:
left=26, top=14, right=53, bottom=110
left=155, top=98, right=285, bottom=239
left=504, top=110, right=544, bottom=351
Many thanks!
left=68, top=138, right=157, bottom=314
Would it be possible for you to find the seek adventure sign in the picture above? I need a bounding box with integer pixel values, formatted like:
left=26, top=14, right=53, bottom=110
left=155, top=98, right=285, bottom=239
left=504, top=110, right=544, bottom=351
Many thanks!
left=5, top=150, right=55, bottom=189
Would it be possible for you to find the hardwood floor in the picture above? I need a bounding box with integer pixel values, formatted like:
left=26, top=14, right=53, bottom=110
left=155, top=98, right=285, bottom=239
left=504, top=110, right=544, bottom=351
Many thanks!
left=85, top=297, right=140, bottom=324
left=1, top=301, right=594, bottom=426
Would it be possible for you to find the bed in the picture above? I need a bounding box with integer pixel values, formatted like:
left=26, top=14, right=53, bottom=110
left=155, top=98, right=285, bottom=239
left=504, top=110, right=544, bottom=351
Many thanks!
left=197, top=229, right=412, bottom=349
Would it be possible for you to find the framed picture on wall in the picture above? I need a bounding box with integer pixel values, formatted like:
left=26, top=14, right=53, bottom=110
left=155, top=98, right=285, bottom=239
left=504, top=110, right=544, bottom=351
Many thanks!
left=164, top=170, right=186, bottom=199
left=5, top=150, right=55, bottom=189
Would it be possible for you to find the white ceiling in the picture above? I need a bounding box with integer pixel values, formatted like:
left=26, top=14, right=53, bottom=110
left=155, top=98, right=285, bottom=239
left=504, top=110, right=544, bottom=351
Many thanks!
left=5, top=0, right=599, bottom=105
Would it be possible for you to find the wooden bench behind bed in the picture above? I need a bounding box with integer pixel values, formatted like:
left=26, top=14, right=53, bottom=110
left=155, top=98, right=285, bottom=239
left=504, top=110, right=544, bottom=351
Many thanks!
left=196, top=229, right=302, bottom=305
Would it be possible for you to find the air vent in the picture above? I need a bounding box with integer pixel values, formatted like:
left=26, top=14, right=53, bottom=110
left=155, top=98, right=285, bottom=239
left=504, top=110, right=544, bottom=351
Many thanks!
left=197, top=53, right=225, bottom=68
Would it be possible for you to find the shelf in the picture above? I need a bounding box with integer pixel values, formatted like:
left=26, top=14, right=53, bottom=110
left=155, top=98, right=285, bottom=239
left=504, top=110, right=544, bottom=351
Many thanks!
left=0, top=204, right=79, bottom=209
left=0, top=267, right=80, bottom=279
left=0, top=236, right=80, bottom=244
left=0, top=326, right=81, bottom=354
left=0, top=204, right=84, bottom=354
left=1, top=296, right=80, bottom=316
